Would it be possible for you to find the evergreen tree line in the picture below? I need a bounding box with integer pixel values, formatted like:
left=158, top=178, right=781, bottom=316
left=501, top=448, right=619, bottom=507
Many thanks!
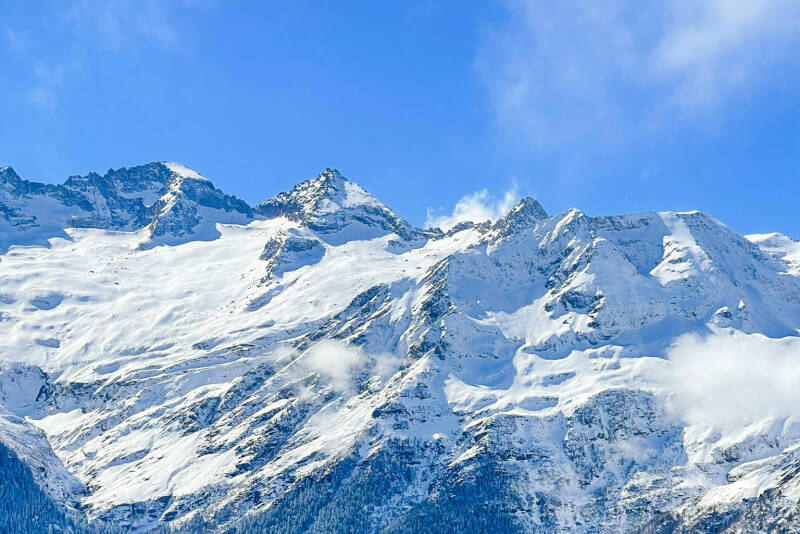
left=1, top=439, right=525, bottom=533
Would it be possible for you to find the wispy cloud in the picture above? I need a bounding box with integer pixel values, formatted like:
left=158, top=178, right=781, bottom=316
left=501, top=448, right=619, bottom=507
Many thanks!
left=478, top=0, right=800, bottom=150
left=425, top=186, right=520, bottom=231
left=63, top=0, right=185, bottom=50
left=300, top=339, right=399, bottom=392
left=302, top=340, right=363, bottom=391
left=5, top=0, right=206, bottom=109
left=295, top=339, right=400, bottom=455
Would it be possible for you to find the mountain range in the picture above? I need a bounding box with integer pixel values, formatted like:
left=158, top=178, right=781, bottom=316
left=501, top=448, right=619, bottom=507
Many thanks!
left=2, top=161, right=800, bottom=533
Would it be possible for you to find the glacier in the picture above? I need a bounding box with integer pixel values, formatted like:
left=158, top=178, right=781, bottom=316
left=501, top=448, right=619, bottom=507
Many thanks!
left=1, top=162, right=800, bottom=533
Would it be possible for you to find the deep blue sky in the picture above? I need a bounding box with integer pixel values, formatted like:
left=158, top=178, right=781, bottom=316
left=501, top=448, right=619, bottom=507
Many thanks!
left=2, top=1, right=799, bottom=236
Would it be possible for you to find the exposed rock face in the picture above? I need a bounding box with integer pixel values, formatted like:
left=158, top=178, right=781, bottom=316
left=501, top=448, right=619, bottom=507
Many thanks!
left=254, top=168, right=425, bottom=244
left=490, top=197, right=549, bottom=238
left=259, top=231, right=326, bottom=280
left=0, top=163, right=799, bottom=533
left=0, top=162, right=252, bottom=251
left=138, top=163, right=253, bottom=248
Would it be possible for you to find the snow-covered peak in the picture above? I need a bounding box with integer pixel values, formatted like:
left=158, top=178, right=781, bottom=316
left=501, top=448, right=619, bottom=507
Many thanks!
left=0, top=162, right=252, bottom=252
left=747, top=231, right=800, bottom=275
left=137, top=164, right=252, bottom=249
left=61, top=162, right=209, bottom=203
left=256, top=168, right=379, bottom=220
left=0, top=165, right=20, bottom=182
left=0, top=166, right=29, bottom=196
left=508, top=196, right=548, bottom=219
left=256, top=168, right=421, bottom=243
left=491, top=196, right=549, bottom=237
left=162, top=162, right=210, bottom=183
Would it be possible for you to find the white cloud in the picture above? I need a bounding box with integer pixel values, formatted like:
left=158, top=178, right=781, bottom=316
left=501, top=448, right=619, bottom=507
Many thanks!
left=302, top=340, right=362, bottom=391
left=295, top=340, right=400, bottom=456
left=479, top=0, right=800, bottom=149
left=665, top=330, right=800, bottom=430
left=300, top=339, right=399, bottom=392
left=425, top=186, right=519, bottom=231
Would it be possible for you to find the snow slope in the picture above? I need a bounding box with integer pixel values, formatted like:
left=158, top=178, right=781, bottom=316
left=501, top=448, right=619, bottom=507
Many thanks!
left=1, top=163, right=799, bottom=533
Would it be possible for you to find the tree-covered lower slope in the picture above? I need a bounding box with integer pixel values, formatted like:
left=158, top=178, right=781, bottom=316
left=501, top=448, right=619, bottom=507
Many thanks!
left=0, top=441, right=219, bottom=534
left=0, top=441, right=94, bottom=534
left=226, top=442, right=525, bottom=534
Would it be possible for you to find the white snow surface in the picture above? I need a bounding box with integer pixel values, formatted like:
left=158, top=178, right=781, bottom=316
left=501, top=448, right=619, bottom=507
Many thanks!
left=747, top=231, right=800, bottom=275
left=1, top=168, right=800, bottom=531
left=163, top=162, right=210, bottom=182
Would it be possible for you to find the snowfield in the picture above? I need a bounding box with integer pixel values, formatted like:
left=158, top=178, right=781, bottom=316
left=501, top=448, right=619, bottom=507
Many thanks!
left=2, top=162, right=800, bottom=533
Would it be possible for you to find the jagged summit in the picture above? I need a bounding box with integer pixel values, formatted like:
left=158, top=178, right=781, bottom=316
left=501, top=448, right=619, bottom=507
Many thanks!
left=254, top=168, right=362, bottom=221
left=63, top=162, right=216, bottom=204
left=0, top=165, right=19, bottom=181
left=1, top=163, right=433, bottom=252
left=65, top=162, right=171, bottom=198
left=1, top=166, right=61, bottom=198
left=0, top=161, right=252, bottom=252
left=509, top=196, right=548, bottom=220
left=2, top=163, right=438, bottom=252
left=255, top=168, right=422, bottom=243
left=162, top=161, right=211, bottom=182
left=491, top=196, right=549, bottom=237
left=139, top=164, right=252, bottom=249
